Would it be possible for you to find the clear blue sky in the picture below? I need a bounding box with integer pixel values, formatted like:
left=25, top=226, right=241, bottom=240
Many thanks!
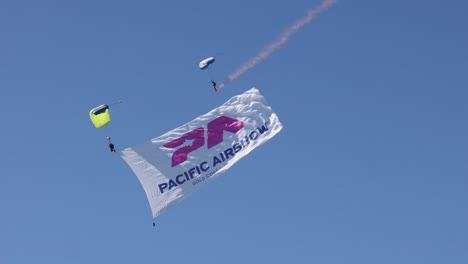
left=1, top=0, right=467, bottom=263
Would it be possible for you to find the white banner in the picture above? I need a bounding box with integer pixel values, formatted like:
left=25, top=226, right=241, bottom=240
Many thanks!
left=119, top=88, right=283, bottom=220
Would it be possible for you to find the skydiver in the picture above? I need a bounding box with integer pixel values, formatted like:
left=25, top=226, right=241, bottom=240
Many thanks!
left=109, top=142, right=116, bottom=152
left=211, top=80, right=217, bottom=91
left=107, top=136, right=116, bottom=152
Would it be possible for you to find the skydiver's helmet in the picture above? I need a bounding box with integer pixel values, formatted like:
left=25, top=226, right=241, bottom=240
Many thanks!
left=106, top=136, right=111, bottom=141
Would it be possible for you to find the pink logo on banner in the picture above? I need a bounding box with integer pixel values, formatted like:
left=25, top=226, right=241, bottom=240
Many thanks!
left=164, top=116, right=245, bottom=167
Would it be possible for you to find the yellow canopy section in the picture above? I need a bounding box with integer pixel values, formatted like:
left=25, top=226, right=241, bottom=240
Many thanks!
left=89, top=104, right=111, bottom=128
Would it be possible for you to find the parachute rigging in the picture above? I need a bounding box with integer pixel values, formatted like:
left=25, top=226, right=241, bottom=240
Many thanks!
left=89, top=101, right=122, bottom=152
left=199, top=56, right=218, bottom=91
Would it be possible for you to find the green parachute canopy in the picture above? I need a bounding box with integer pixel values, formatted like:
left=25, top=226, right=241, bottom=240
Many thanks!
left=89, top=104, right=111, bottom=128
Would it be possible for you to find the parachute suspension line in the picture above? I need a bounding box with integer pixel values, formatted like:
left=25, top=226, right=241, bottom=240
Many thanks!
left=105, top=101, right=121, bottom=142
left=102, top=126, right=114, bottom=152
left=104, top=101, right=122, bottom=142
left=102, top=126, right=111, bottom=142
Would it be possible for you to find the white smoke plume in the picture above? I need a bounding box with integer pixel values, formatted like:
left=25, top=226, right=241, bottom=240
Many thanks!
left=217, top=0, right=337, bottom=91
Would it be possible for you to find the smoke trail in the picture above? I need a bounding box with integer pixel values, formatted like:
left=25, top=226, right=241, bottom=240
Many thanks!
left=216, top=0, right=337, bottom=91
